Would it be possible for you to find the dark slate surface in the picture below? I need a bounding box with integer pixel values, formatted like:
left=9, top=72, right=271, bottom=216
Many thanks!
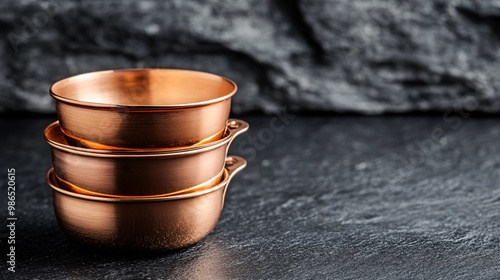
left=1, top=115, right=500, bottom=279
left=1, top=0, right=500, bottom=114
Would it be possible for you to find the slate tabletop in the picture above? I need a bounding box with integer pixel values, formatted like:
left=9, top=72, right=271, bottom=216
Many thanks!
left=1, top=115, right=499, bottom=279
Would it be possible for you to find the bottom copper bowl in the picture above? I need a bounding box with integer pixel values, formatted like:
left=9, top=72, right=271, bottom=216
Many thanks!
left=47, top=156, right=246, bottom=251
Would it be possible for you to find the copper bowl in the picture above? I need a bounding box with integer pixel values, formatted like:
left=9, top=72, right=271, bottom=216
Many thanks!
left=45, top=119, right=248, bottom=196
left=50, top=69, right=237, bottom=150
left=47, top=156, right=246, bottom=251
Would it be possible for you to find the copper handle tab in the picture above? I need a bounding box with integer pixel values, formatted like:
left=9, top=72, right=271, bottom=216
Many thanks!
left=221, top=155, right=247, bottom=209
left=225, top=119, right=249, bottom=154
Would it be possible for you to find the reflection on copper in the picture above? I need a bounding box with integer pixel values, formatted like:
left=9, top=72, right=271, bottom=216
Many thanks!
left=56, top=168, right=223, bottom=198
left=50, top=69, right=237, bottom=149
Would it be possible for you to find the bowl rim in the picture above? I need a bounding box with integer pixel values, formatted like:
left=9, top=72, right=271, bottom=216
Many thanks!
left=56, top=167, right=225, bottom=198
left=49, top=68, right=238, bottom=109
left=47, top=154, right=246, bottom=202
left=47, top=167, right=230, bottom=202
left=44, top=119, right=248, bottom=157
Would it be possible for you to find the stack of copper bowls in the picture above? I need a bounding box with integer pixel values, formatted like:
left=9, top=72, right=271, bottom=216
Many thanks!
left=44, top=69, right=248, bottom=251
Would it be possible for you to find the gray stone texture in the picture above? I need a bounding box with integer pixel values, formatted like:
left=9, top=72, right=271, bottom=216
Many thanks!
left=1, top=116, right=500, bottom=279
left=0, top=0, right=500, bottom=114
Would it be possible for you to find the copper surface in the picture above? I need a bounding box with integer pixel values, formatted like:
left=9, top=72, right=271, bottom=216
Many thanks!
left=50, top=69, right=237, bottom=149
left=45, top=119, right=248, bottom=196
left=47, top=156, right=247, bottom=251
left=56, top=168, right=223, bottom=198
left=62, top=127, right=224, bottom=151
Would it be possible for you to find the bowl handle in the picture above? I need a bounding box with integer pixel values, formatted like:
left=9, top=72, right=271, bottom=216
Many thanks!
left=221, top=156, right=247, bottom=210
left=224, top=119, right=249, bottom=154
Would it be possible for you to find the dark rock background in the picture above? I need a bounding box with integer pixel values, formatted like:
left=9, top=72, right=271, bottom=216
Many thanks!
left=0, top=0, right=499, bottom=114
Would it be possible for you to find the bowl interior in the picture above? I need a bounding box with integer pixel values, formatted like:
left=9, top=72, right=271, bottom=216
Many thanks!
left=51, top=69, right=236, bottom=107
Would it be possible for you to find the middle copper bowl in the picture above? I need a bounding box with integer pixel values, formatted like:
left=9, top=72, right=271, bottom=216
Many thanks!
left=45, top=119, right=248, bottom=196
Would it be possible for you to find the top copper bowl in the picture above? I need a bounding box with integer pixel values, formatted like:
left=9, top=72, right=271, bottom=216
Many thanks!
left=50, top=69, right=237, bottom=149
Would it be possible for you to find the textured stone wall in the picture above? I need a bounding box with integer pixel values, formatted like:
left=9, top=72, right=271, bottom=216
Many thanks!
left=1, top=0, right=499, bottom=114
